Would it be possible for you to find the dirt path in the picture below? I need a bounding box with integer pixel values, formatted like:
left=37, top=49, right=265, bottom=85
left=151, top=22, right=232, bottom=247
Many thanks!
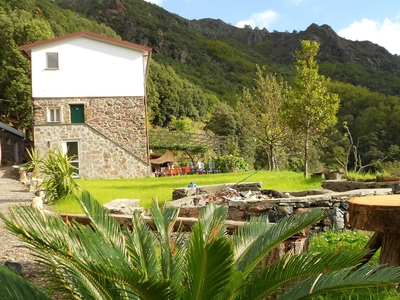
left=0, top=166, right=48, bottom=290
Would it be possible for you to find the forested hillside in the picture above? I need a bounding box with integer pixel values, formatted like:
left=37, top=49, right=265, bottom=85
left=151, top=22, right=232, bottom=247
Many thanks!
left=2, top=0, right=400, bottom=173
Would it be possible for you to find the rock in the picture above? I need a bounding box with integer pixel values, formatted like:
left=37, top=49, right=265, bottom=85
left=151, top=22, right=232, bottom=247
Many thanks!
left=103, top=199, right=141, bottom=215
left=329, top=207, right=345, bottom=230
left=30, top=196, right=43, bottom=210
left=4, top=261, right=22, bottom=275
left=29, top=177, right=43, bottom=193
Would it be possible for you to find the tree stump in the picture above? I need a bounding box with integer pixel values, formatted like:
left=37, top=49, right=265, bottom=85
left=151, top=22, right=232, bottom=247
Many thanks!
left=349, top=195, right=400, bottom=266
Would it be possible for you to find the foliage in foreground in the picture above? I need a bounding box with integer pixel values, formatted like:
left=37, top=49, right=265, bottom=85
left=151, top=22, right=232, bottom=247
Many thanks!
left=1, top=192, right=400, bottom=299
left=40, top=148, right=81, bottom=202
left=22, top=147, right=80, bottom=203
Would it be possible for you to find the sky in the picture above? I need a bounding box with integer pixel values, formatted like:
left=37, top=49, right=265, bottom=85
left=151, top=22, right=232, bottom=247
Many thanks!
left=143, top=0, right=400, bottom=55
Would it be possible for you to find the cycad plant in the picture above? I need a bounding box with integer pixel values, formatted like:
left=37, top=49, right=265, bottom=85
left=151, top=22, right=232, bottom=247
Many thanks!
left=1, top=191, right=400, bottom=299
left=21, top=147, right=43, bottom=178
left=40, top=147, right=80, bottom=202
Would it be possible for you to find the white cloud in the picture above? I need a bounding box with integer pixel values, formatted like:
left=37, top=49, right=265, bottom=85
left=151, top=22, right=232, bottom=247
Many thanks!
left=143, top=0, right=163, bottom=5
left=236, top=9, right=279, bottom=29
left=338, top=18, right=400, bottom=55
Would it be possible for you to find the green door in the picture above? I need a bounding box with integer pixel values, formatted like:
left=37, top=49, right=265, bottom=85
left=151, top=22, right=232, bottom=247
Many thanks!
left=70, top=104, right=85, bottom=123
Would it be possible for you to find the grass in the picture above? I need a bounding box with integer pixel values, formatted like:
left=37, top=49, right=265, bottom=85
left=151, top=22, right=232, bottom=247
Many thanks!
left=53, top=170, right=323, bottom=213
left=309, top=229, right=400, bottom=300
left=309, top=229, right=380, bottom=265
left=345, top=171, right=391, bottom=182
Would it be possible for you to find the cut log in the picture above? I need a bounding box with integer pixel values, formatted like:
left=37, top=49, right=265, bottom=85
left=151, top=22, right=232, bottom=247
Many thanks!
left=349, top=195, right=400, bottom=232
left=349, top=195, right=400, bottom=266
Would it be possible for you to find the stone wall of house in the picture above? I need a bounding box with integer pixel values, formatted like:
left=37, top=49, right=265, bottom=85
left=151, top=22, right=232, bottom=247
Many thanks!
left=34, top=124, right=150, bottom=178
left=33, top=96, right=148, bottom=161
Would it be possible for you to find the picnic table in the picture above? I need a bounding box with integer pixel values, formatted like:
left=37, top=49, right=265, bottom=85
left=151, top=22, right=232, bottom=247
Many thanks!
left=349, top=195, right=400, bottom=266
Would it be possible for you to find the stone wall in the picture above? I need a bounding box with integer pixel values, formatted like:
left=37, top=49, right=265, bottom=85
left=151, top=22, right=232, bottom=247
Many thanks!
left=322, top=180, right=399, bottom=192
left=34, top=124, right=150, bottom=179
left=172, top=182, right=262, bottom=200
left=34, top=96, right=148, bottom=161
left=33, top=97, right=150, bottom=179
left=169, top=183, right=393, bottom=230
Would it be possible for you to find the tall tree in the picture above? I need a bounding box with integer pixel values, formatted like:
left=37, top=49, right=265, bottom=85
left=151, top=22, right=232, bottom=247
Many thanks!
left=238, top=65, right=292, bottom=170
left=284, top=40, right=340, bottom=177
left=0, top=10, right=54, bottom=131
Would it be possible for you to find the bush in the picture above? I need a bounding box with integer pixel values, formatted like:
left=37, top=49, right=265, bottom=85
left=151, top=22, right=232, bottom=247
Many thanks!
left=21, top=148, right=43, bottom=178
left=345, top=171, right=390, bottom=182
left=213, top=155, right=248, bottom=173
left=41, top=148, right=81, bottom=202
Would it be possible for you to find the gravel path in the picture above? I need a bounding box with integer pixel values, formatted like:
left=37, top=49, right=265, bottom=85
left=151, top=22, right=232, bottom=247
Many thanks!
left=0, top=166, right=49, bottom=291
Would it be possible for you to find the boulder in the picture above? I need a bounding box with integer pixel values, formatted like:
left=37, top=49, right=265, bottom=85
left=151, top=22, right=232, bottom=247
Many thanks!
left=103, top=199, right=142, bottom=215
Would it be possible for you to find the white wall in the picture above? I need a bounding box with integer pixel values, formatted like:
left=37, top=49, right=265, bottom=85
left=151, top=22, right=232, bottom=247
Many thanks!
left=30, top=37, right=146, bottom=98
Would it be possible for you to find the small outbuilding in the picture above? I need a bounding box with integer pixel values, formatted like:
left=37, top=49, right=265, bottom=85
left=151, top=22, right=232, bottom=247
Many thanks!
left=0, top=122, right=25, bottom=166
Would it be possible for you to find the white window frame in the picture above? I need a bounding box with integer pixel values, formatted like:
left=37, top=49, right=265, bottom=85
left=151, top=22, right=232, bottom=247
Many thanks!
left=46, top=52, right=59, bottom=69
left=63, top=140, right=81, bottom=178
left=47, top=107, right=62, bottom=123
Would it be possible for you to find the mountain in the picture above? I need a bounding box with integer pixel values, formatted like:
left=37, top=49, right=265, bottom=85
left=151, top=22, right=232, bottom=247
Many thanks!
left=3, top=0, right=400, bottom=170
left=54, top=0, right=400, bottom=99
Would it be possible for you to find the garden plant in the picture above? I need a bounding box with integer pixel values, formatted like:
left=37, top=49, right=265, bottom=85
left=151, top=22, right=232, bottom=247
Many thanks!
left=1, top=191, right=400, bottom=299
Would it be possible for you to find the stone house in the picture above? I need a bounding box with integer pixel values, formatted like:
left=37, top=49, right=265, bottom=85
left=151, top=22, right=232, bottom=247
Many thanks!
left=19, top=31, right=152, bottom=179
left=0, top=122, right=25, bottom=166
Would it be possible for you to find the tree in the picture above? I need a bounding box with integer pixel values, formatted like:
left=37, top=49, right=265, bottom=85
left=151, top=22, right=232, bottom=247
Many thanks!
left=1, top=191, right=400, bottom=299
left=205, top=102, right=241, bottom=137
left=147, top=61, right=217, bottom=127
left=284, top=40, right=340, bottom=177
left=238, top=65, right=292, bottom=170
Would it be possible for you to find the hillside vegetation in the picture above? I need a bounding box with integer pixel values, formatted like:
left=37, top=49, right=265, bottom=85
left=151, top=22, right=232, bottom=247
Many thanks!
left=2, top=0, right=400, bottom=173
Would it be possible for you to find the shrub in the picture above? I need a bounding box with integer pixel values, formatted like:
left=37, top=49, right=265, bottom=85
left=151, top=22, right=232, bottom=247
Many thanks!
left=214, top=155, right=248, bottom=172
left=40, top=148, right=80, bottom=202
left=21, top=148, right=43, bottom=178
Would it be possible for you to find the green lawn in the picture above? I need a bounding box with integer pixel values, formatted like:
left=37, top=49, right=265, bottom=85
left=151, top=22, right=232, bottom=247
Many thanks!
left=53, top=170, right=323, bottom=213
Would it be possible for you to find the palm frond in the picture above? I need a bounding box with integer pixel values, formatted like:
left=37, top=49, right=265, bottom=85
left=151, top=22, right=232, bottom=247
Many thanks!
left=75, top=190, right=127, bottom=253
left=149, top=201, right=186, bottom=288
left=0, top=196, right=174, bottom=299
left=125, top=209, right=159, bottom=279
left=278, top=264, right=400, bottom=300
left=237, top=248, right=370, bottom=299
left=0, top=265, right=51, bottom=300
left=235, top=208, right=327, bottom=276
left=184, top=218, right=234, bottom=300
left=198, top=202, right=228, bottom=243
left=231, top=214, right=270, bottom=261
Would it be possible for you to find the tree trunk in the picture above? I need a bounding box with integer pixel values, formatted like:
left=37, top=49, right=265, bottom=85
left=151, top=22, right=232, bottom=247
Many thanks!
left=380, top=232, right=400, bottom=266
left=268, top=144, right=276, bottom=171
left=303, top=132, right=309, bottom=178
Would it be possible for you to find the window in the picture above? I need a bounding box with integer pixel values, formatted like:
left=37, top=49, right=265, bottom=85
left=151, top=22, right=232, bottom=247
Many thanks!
left=48, top=108, right=61, bottom=122
left=46, top=52, right=58, bottom=69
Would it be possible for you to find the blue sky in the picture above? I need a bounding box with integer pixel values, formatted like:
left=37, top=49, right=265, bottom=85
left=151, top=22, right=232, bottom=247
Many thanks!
left=144, top=0, right=400, bottom=55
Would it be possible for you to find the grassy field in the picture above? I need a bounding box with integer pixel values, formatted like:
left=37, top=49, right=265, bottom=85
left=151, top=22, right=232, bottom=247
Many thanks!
left=53, top=170, right=323, bottom=213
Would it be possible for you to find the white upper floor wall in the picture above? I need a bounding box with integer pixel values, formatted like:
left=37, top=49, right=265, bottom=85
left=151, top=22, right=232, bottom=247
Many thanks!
left=20, top=32, right=152, bottom=98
